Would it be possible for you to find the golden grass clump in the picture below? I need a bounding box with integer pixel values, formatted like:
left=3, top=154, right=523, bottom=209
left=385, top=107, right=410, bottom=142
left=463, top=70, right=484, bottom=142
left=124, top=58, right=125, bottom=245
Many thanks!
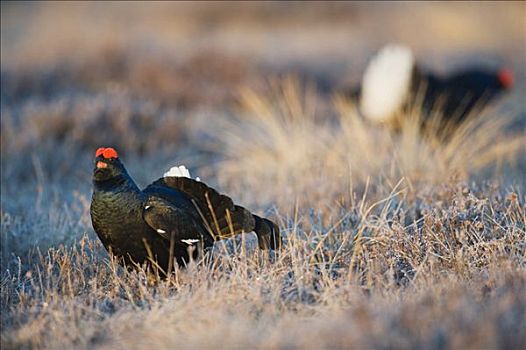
left=214, top=77, right=525, bottom=210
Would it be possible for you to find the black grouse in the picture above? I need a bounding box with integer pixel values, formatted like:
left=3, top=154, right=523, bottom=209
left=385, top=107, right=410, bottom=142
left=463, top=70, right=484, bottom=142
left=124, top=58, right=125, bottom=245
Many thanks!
left=90, top=147, right=280, bottom=274
left=351, top=44, right=514, bottom=132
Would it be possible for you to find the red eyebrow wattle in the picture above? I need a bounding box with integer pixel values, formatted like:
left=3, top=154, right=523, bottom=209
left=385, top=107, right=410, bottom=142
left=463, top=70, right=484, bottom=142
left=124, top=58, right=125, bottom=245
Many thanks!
left=96, top=148, right=105, bottom=157
left=102, top=148, right=118, bottom=159
left=498, top=68, right=514, bottom=89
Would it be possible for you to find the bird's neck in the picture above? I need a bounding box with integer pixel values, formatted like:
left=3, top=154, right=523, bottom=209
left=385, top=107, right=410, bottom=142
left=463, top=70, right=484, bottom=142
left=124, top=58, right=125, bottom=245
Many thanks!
left=93, top=173, right=140, bottom=194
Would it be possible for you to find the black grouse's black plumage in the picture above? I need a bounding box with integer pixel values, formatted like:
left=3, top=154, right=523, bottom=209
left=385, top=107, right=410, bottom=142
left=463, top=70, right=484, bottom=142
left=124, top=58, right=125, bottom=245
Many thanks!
left=412, top=67, right=513, bottom=125
left=90, top=147, right=280, bottom=274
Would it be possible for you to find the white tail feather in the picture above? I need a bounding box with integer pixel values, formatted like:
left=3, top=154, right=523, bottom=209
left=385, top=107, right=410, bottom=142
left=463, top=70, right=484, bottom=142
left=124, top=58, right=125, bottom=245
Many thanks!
left=163, top=165, right=201, bottom=181
left=360, top=44, right=415, bottom=123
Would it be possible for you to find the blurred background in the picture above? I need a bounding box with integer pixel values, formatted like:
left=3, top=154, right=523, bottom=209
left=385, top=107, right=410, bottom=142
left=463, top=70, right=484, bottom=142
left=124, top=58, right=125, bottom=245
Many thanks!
left=1, top=1, right=525, bottom=253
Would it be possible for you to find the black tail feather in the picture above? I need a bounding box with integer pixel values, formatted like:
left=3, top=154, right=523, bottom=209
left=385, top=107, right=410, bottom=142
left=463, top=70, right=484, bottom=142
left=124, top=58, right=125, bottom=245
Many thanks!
left=253, top=215, right=281, bottom=250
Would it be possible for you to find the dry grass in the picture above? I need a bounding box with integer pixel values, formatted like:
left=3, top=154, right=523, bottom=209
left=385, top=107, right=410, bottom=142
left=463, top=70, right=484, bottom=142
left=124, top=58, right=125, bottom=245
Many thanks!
left=1, top=2, right=526, bottom=350
left=215, top=77, right=525, bottom=208
left=2, top=181, right=525, bottom=349
left=2, top=76, right=525, bottom=348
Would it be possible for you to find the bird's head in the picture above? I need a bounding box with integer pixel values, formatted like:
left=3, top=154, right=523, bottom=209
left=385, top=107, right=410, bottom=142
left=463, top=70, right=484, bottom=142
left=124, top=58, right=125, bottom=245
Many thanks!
left=497, top=68, right=514, bottom=90
left=93, top=147, right=126, bottom=182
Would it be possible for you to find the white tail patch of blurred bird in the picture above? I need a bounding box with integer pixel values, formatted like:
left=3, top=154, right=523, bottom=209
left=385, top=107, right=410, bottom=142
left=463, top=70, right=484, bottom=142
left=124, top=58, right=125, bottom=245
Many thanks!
left=360, top=44, right=414, bottom=123
left=163, top=165, right=200, bottom=181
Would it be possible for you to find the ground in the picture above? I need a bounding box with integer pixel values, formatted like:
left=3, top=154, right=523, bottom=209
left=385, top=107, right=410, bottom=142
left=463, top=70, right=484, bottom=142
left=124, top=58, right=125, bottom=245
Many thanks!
left=1, top=2, right=525, bottom=349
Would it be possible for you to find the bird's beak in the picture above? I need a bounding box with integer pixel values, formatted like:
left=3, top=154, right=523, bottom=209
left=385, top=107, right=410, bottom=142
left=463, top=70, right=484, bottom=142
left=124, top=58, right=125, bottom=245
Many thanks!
left=96, top=161, right=108, bottom=169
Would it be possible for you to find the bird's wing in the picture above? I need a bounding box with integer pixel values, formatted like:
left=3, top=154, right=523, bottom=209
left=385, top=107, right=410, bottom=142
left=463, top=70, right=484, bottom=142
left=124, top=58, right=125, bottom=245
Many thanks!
left=144, top=177, right=255, bottom=240
left=142, top=196, right=214, bottom=247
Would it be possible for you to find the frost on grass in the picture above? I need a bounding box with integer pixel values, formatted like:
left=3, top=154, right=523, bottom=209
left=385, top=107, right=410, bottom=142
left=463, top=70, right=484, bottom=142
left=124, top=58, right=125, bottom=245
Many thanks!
left=2, top=178, right=525, bottom=349
left=2, top=77, right=525, bottom=349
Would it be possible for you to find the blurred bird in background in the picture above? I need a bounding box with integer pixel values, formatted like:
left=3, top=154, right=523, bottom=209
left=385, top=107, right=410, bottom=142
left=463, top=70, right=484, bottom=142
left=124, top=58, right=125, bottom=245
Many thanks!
left=351, top=44, right=514, bottom=136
